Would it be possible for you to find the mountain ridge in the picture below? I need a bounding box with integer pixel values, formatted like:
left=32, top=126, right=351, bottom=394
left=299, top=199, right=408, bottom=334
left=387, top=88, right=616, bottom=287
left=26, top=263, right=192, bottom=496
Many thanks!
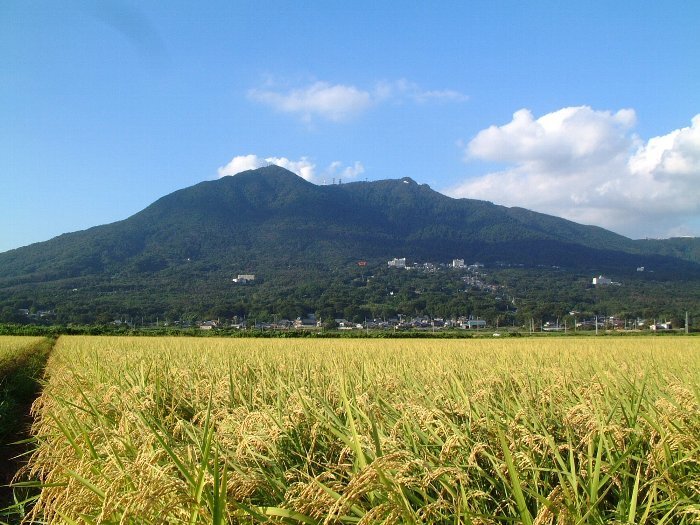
left=1, top=166, right=699, bottom=323
left=2, top=166, right=699, bottom=268
left=1, top=166, right=698, bottom=267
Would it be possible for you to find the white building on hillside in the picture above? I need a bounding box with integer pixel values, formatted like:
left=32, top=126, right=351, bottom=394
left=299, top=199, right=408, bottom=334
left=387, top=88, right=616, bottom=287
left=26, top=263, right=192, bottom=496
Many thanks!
left=232, top=274, right=255, bottom=283
left=592, top=275, right=612, bottom=286
left=388, top=258, right=406, bottom=268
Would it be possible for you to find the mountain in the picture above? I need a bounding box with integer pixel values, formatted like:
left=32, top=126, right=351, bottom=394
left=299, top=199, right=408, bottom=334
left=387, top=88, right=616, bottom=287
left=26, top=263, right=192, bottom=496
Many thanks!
left=1, top=166, right=699, bottom=324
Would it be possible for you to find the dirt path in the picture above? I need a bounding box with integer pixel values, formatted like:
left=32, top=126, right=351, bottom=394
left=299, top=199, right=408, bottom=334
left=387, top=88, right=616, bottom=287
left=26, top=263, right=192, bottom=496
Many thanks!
left=0, top=337, right=55, bottom=520
left=0, top=398, right=37, bottom=509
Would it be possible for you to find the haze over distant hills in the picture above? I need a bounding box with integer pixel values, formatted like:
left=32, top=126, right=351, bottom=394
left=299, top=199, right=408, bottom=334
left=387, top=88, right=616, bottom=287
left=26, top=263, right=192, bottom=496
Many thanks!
left=1, top=166, right=698, bottom=323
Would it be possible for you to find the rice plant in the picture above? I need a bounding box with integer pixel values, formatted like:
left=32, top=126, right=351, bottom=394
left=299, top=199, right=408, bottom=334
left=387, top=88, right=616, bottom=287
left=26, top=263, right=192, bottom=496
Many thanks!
left=18, top=336, right=700, bottom=524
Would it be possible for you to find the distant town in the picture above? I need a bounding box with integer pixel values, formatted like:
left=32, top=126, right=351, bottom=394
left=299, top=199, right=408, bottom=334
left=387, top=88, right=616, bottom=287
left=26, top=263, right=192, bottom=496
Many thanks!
left=8, top=254, right=690, bottom=334
left=83, top=258, right=682, bottom=333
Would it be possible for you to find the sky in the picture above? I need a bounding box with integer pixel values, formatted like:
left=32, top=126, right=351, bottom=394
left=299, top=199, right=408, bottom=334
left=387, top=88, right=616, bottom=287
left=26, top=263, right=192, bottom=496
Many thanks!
left=2, top=1, right=699, bottom=253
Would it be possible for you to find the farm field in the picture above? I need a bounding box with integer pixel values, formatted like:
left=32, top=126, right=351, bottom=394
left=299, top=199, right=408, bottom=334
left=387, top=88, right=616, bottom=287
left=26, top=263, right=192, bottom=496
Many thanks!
left=12, top=336, right=700, bottom=524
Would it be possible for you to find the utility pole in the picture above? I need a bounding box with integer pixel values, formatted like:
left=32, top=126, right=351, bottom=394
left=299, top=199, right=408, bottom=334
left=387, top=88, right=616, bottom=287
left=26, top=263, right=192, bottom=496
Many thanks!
left=686, top=311, right=689, bottom=334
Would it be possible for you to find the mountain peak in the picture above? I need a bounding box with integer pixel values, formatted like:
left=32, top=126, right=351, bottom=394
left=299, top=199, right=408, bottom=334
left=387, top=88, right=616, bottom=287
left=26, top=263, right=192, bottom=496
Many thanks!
left=223, top=164, right=305, bottom=182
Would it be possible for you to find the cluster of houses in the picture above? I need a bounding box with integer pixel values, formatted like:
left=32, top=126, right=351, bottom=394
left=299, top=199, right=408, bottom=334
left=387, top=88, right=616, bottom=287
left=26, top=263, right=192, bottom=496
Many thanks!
left=17, top=308, right=55, bottom=320
left=569, top=315, right=673, bottom=331
left=199, top=314, right=490, bottom=331
left=193, top=313, right=679, bottom=332
left=387, top=257, right=486, bottom=272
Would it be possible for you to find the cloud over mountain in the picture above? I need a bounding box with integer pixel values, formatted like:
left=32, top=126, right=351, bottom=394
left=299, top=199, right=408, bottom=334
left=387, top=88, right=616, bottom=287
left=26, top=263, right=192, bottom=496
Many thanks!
left=449, top=107, right=700, bottom=238
left=217, top=155, right=364, bottom=184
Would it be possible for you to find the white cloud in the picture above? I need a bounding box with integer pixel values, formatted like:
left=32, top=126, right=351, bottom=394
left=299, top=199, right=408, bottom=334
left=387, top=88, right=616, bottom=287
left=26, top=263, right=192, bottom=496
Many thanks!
left=327, top=160, right=365, bottom=180
left=629, top=114, right=700, bottom=181
left=448, top=107, right=700, bottom=238
left=217, top=155, right=364, bottom=184
left=249, top=79, right=467, bottom=122
left=216, top=154, right=265, bottom=177
left=467, top=107, right=636, bottom=170
left=267, top=156, right=316, bottom=181
left=414, top=89, right=469, bottom=103
left=248, top=82, right=372, bottom=122
left=375, top=79, right=469, bottom=104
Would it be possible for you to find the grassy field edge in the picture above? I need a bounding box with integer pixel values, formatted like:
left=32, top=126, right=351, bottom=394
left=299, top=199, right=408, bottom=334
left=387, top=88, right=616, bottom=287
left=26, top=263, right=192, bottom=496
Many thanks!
left=0, top=337, right=55, bottom=522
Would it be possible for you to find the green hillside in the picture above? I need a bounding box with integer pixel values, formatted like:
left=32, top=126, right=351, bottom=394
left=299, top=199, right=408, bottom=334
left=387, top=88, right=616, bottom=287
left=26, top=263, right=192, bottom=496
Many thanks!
left=0, top=166, right=698, bottom=324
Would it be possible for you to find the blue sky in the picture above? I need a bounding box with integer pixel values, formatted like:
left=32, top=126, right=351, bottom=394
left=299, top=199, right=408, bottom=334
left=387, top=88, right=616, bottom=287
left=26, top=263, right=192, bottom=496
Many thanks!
left=2, top=1, right=699, bottom=253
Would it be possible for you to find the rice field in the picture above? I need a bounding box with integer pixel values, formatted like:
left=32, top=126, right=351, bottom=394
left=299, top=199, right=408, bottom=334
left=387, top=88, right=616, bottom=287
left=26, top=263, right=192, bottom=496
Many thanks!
left=15, top=336, right=700, bottom=524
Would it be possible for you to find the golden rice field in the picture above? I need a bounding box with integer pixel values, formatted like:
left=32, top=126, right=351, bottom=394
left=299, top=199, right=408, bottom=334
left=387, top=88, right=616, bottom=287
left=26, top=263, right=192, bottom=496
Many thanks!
left=14, top=336, right=700, bottom=524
